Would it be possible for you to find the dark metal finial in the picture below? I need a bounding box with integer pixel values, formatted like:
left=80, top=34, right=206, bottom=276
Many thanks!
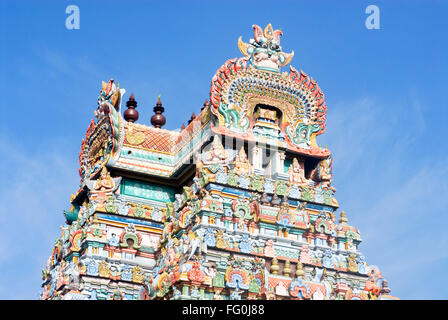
left=151, top=95, right=166, bottom=128
left=124, top=92, right=139, bottom=123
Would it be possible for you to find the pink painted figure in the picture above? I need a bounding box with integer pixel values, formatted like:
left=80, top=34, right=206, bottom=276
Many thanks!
left=299, top=244, right=312, bottom=264
left=264, top=239, right=276, bottom=257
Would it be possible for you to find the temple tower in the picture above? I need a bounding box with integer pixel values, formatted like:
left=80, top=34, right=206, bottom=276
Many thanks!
left=41, top=24, right=397, bottom=300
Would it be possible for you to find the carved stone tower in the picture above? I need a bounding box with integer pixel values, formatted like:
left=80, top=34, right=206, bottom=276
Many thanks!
left=41, top=24, right=397, bottom=301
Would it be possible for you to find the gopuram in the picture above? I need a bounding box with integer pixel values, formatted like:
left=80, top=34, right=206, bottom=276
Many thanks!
left=40, top=24, right=398, bottom=300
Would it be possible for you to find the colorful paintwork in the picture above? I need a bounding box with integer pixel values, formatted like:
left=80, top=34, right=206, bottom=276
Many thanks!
left=41, top=24, right=397, bottom=301
left=120, top=179, right=176, bottom=202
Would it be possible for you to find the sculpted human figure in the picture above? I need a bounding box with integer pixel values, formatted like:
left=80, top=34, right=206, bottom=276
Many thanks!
left=313, top=158, right=336, bottom=192
left=287, top=158, right=307, bottom=186
left=347, top=254, right=358, bottom=273
left=94, top=167, right=115, bottom=191
left=237, top=217, right=246, bottom=231
left=205, top=135, right=227, bottom=164
left=264, top=239, right=275, bottom=257
left=64, top=262, right=80, bottom=291
left=364, top=267, right=382, bottom=298
left=295, top=202, right=310, bottom=229
left=233, top=147, right=252, bottom=176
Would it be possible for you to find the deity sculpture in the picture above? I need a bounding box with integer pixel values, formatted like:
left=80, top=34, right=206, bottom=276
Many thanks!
left=84, top=168, right=121, bottom=212
left=204, top=135, right=228, bottom=164
left=264, top=239, right=276, bottom=257
left=364, top=266, right=383, bottom=298
left=195, top=153, right=204, bottom=177
left=94, top=167, right=115, bottom=191
left=299, top=244, right=312, bottom=264
left=237, top=217, right=247, bottom=231
left=233, top=147, right=253, bottom=176
left=98, top=261, right=110, bottom=278
left=312, top=157, right=336, bottom=192
left=260, top=192, right=269, bottom=205
left=347, top=254, right=358, bottom=273
left=215, top=230, right=227, bottom=249
left=271, top=193, right=280, bottom=207
left=65, top=263, right=81, bottom=291
left=294, top=202, right=310, bottom=229
left=287, top=158, right=307, bottom=186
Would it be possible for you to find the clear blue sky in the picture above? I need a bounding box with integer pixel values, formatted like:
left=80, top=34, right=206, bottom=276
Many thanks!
left=0, top=0, right=447, bottom=299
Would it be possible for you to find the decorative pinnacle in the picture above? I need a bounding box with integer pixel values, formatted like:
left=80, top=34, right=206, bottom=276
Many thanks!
left=283, top=260, right=291, bottom=277
left=295, top=262, right=305, bottom=278
left=151, top=95, right=166, bottom=128
left=188, top=112, right=196, bottom=125
left=270, top=257, right=279, bottom=274
left=124, top=92, right=139, bottom=123
left=237, top=23, right=294, bottom=72
left=201, top=99, right=209, bottom=111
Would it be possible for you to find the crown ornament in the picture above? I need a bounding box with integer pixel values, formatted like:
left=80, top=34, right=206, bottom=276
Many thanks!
left=238, top=23, right=294, bottom=72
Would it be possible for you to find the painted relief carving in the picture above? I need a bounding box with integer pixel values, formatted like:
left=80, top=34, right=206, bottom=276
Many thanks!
left=95, top=79, right=124, bottom=119
left=204, top=135, right=228, bottom=164
left=94, top=167, right=116, bottom=191
left=312, top=156, right=336, bottom=192
left=233, top=147, right=253, bottom=176
left=42, top=24, right=396, bottom=301
left=238, top=24, right=294, bottom=73
left=287, top=158, right=307, bottom=186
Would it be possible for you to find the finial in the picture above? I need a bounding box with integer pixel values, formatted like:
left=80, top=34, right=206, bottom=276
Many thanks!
left=188, top=112, right=196, bottom=124
left=339, top=211, right=348, bottom=224
left=238, top=24, right=294, bottom=72
left=151, top=95, right=166, bottom=128
left=295, top=262, right=305, bottom=278
left=181, top=123, right=186, bottom=130
left=270, top=257, right=279, bottom=274
left=124, top=92, right=139, bottom=123
left=283, top=260, right=291, bottom=277
left=201, top=99, right=209, bottom=111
